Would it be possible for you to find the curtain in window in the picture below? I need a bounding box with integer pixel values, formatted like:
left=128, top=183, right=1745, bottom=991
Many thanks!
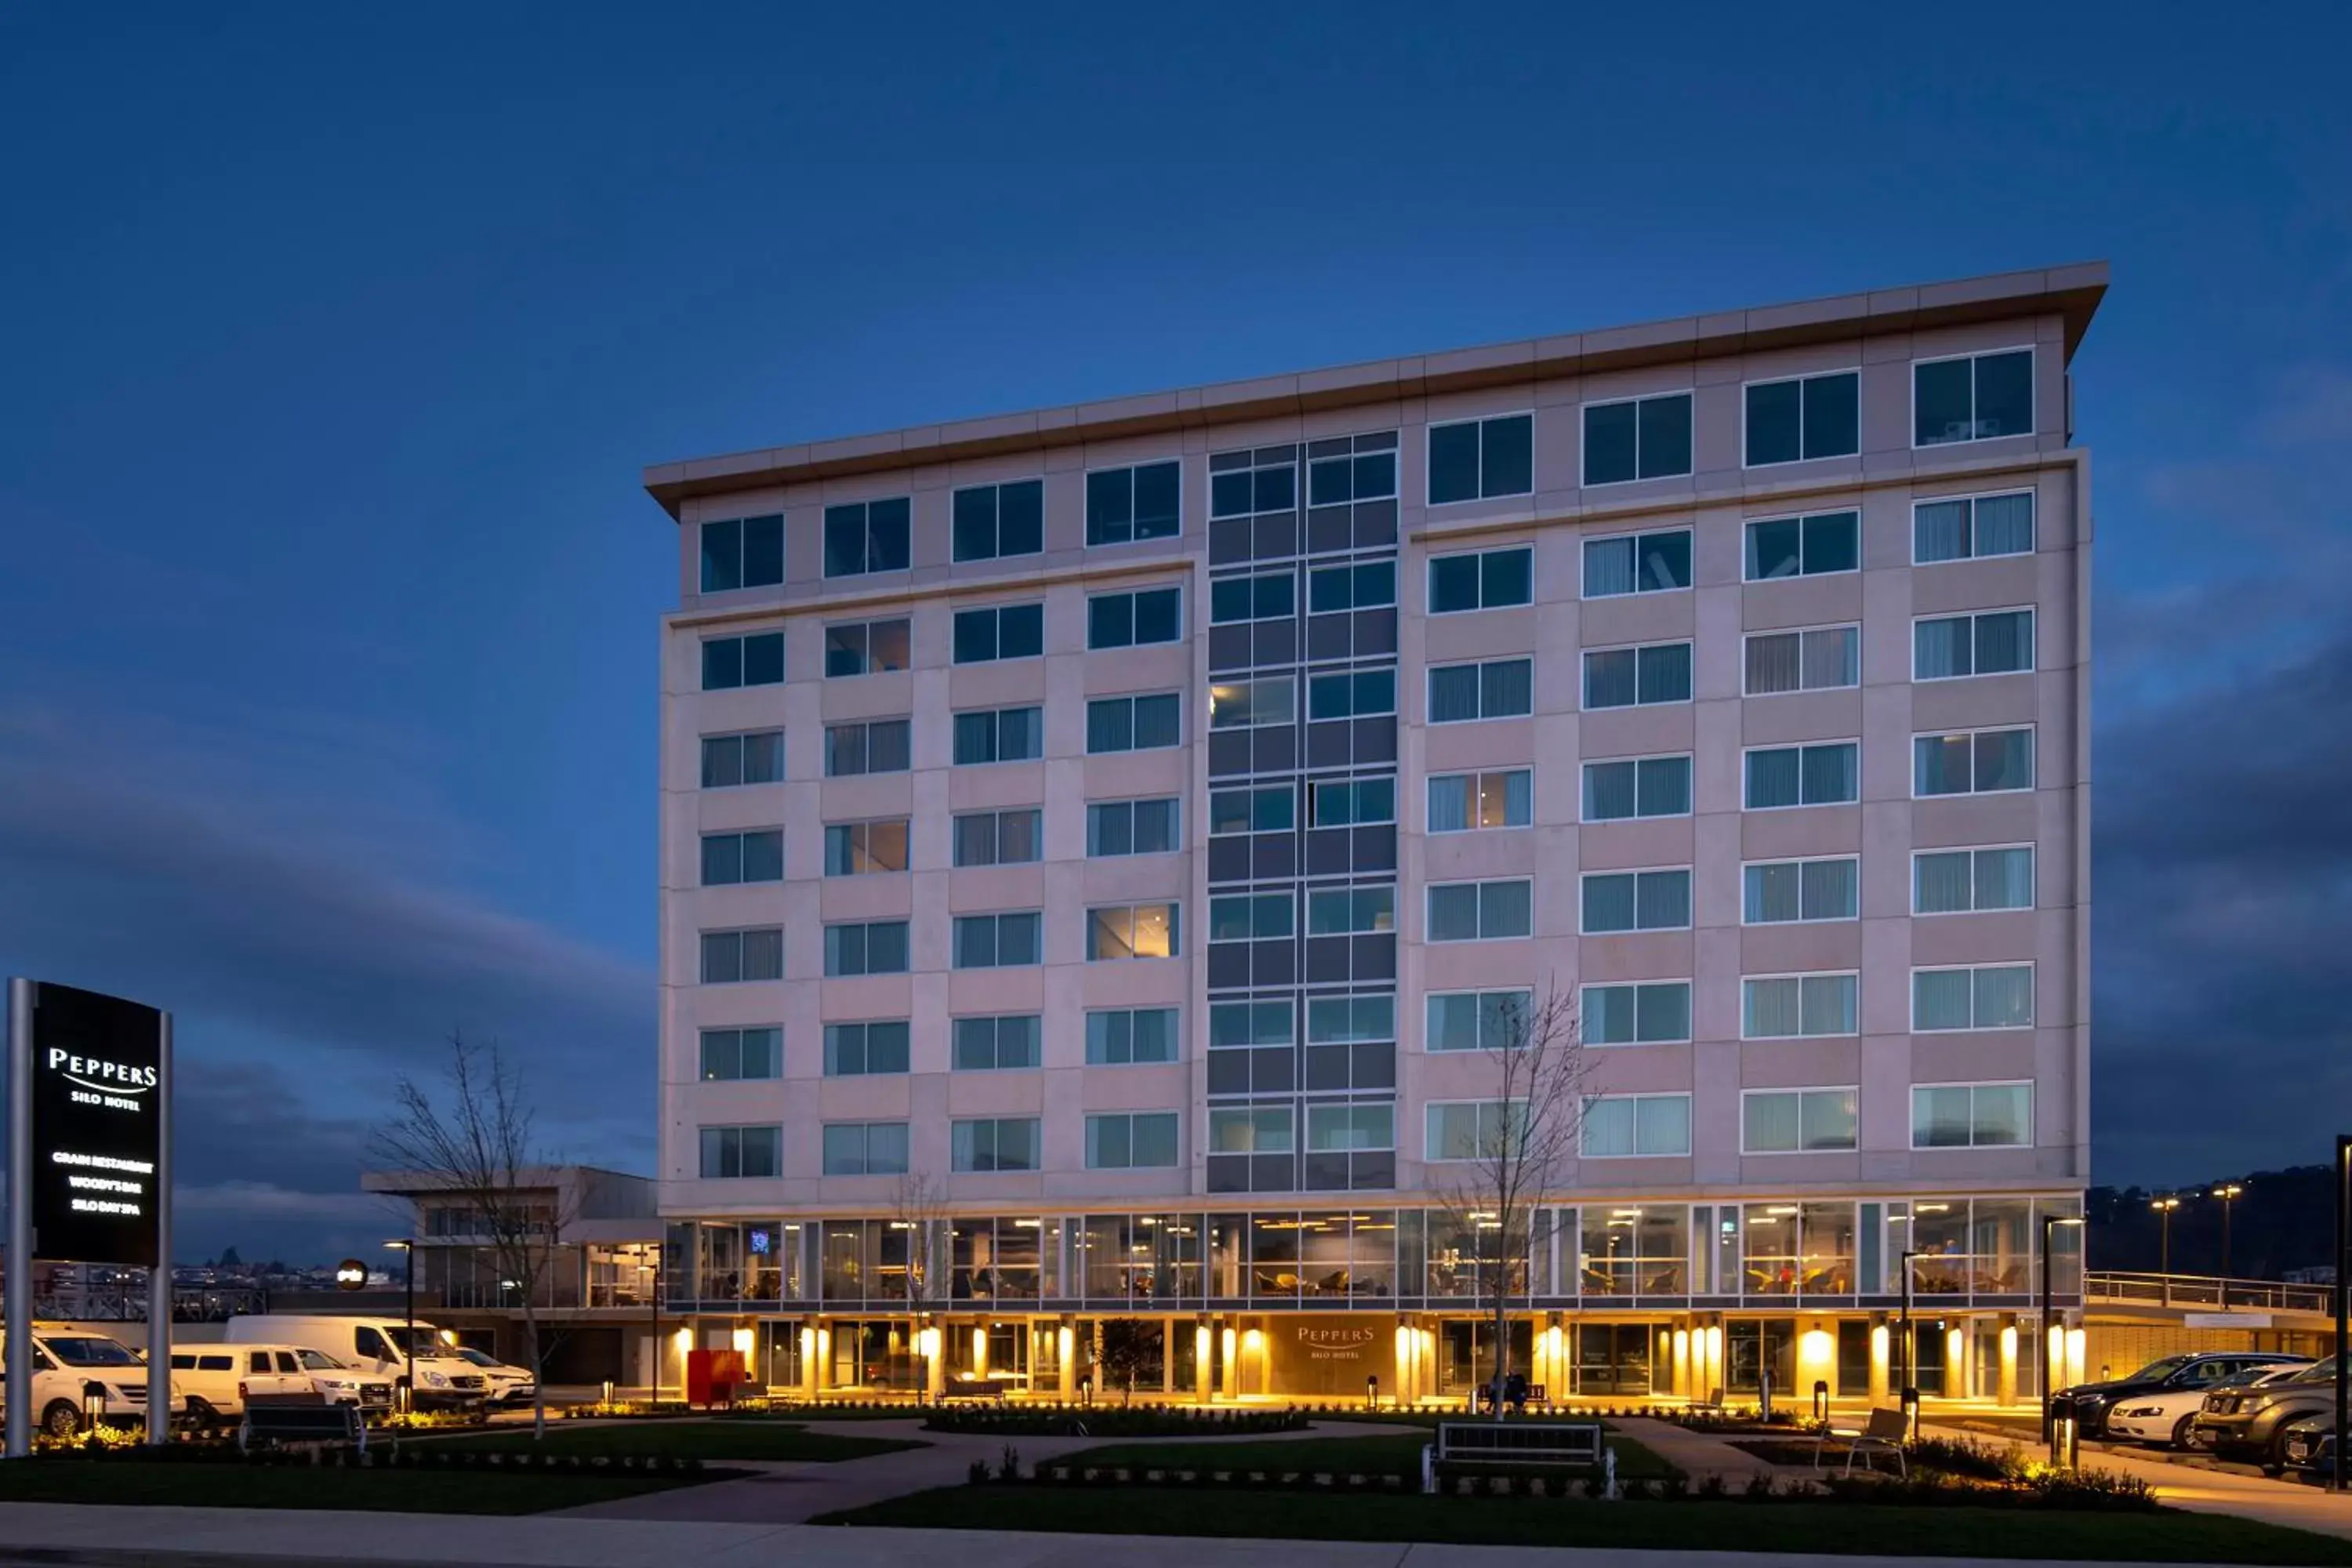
left=1499, top=769, right=1533, bottom=825
left=1583, top=538, right=1634, bottom=597
left=1744, top=978, right=1801, bottom=1037
left=1973, top=965, right=2034, bottom=1028
left=1636, top=870, right=1690, bottom=929
left=1744, top=1093, right=1799, bottom=1152
left=1974, top=728, right=2034, bottom=791
left=1973, top=1084, right=2031, bottom=1145
left=1586, top=650, right=1637, bottom=708
left=1915, top=618, right=1968, bottom=678
left=1635, top=1095, right=1690, bottom=1156
left=1584, top=986, right=1635, bottom=1044
left=1802, top=743, right=1858, bottom=803
left=1973, top=492, right=2034, bottom=555
left=1584, top=764, right=1634, bottom=820
left=1427, top=773, right=1469, bottom=831
left=1582, top=1098, right=1634, bottom=1156
left=1635, top=983, right=1689, bottom=1043
left=1428, top=666, right=1481, bottom=723
left=1978, top=847, right=2033, bottom=909
left=742, top=929, right=782, bottom=980
left=1805, top=626, right=1860, bottom=688
left=1975, top=610, right=2031, bottom=673
left=1802, top=1090, right=1858, bottom=1150
left=1915, top=499, right=1969, bottom=562
left=1638, top=757, right=1691, bottom=815
left=1639, top=643, right=1692, bottom=703
left=1584, top=875, right=1637, bottom=932
left=1915, top=851, right=1974, bottom=913
left=1801, top=975, right=1857, bottom=1036
left=1803, top=857, right=1857, bottom=918
left=1482, top=659, right=1532, bottom=717
left=1915, top=735, right=1972, bottom=795
left=1912, top=1087, right=1974, bottom=1147
left=1746, top=633, right=1801, bottom=695
left=1747, top=748, right=1801, bottom=808
left=1914, top=970, right=1974, bottom=1029
left=1745, top=862, right=1799, bottom=922
left=954, top=917, right=997, bottom=969
left=1476, top=991, right=1525, bottom=1049
left=1479, top=879, right=1531, bottom=937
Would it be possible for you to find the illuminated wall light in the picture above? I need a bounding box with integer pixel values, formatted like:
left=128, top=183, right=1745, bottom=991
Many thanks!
left=731, top=1326, right=754, bottom=1355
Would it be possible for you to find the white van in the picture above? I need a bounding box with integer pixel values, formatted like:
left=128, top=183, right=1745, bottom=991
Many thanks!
left=223, top=1316, right=486, bottom=1409
left=0, top=1323, right=165, bottom=1439
left=167, top=1343, right=395, bottom=1422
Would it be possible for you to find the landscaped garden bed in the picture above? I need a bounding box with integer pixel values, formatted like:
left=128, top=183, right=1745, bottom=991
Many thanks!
left=923, top=1405, right=1308, bottom=1437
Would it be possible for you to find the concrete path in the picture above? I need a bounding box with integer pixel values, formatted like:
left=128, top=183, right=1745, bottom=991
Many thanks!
left=1604, top=1418, right=1779, bottom=1483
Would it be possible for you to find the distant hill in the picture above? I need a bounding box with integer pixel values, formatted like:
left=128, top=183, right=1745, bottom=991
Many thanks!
left=2089, top=1165, right=2342, bottom=1279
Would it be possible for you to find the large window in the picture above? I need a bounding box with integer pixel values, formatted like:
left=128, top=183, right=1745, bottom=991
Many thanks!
left=1582, top=755, right=1693, bottom=821
left=1582, top=1094, right=1691, bottom=1157
left=953, top=479, right=1044, bottom=562
left=698, top=1124, right=780, bottom=1179
left=1210, top=784, right=1294, bottom=834
left=1915, top=609, right=2034, bottom=680
left=1307, top=1104, right=1394, bottom=1154
left=1581, top=869, right=1691, bottom=933
left=1428, top=769, right=1531, bottom=832
left=1584, top=393, right=1692, bottom=485
left=1208, top=677, right=1295, bottom=729
left=953, top=808, right=1042, bottom=867
left=699, top=1027, right=781, bottom=1081
left=1744, top=742, right=1860, bottom=808
left=823, top=1020, right=910, bottom=1076
left=1581, top=982, right=1692, bottom=1046
left=1308, top=430, right=1399, bottom=505
left=1915, top=727, right=2034, bottom=797
left=1426, top=1101, right=1525, bottom=1161
left=953, top=911, right=1042, bottom=969
left=1744, top=626, right=1859, bottom=695
left=1427, top=658, right=1532, bottom=722
left=1210, top=1106, right=1293, bottom=1154
left=1913, top=964, right=2034, bottom=1031
left=823, top=820, right=908, bottom=876
left=953, top=602, right=1044, bottom=663
left=953, top=1014, right=1041, bottom=1071
left=1308, top=994, right=1395, bottom=1043
left=1088, top=797, right=1179, bottom=856
left=1911, top=1083, right=2032, bottom=1149
left=1914, top=846, right=2034, bottom=914
left=822, top=497, right=911, bottom=577
left=1584, top=641, right=1692, bottom=709
left=1744, top=511, right=1859, bottom=580
left=1425, top=989, right=1532, bottom=1053
left=1743, top=1088, right=1859, bottom=1153
left=1428, top=413, right=1533, bottom=504
left=1087, top=1007, right=1179, bottom=1065
left=1915, top=492, right=2034, bottom=563
left=1309, top=560, right=1396, bottom=612
left=953, top=1117, right=1041, bottom=1173
left=1744, top=371, right=1860, bottom=466
left=1087, top=460, right=1181, bottom=545
left=1311, top=778, right=1396, bottom=826
left=701, top=829, right=783, bottom=885
left=1087, top=1112, right=1180, bottom=1170
left=702, top=632, right=784, bottom=691
left=953, top=705, right=1044, bottom=764
left=1915, top=348, right=2033, bottom=446
left=1213, top=571, right=1296, bottom=623
left=1428, top=546, right=1534, bottom=613
left=1088, top=903, right=1180, bottom=960
left=1089, top=586, right=1182, bottom=649
left=1210, top=446, right=1296, bottom=518
left=1742, top=974, right=1860, bottom=1038
left=701, top=730, right=782, bottom=788
left=701, top=927, right=782, bottom=984
left=1308, top=669, right=1396, bottom=720
left=824, top=619, right=909, bottom=677
left=824, top=717, right=910, bottom=777
left=1307, top=885, right=1395, bottom=935
left=822, top=1120, right=909, bottom=1176
left=1088, top=692, right=1181, bottom=753
left=1210, top=1000, right=1294, bottom=1050
left=1583, top=528, right=1692, bottom=597
left=1426, top=879, right=1533, bottom=942
left=1743, top=857, right=1860, bottom=924
left=699, top=514, right=785, bottom=592
left=823, top=920, right=909, bottom=977
left=1210, top=892, right=1294, bottom=941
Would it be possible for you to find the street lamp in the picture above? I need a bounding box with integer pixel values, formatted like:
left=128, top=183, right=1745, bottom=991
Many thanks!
left=1898, top=1247, right=1922, bottom=1430
left=2151, top=1196, right=2181, bottom=1276
left=2212, top=1184, right=2245, bottom=1283
left=2041, top=1214, right=2085, bottom=1444
left=384, top=1240, right=416, bottom=1413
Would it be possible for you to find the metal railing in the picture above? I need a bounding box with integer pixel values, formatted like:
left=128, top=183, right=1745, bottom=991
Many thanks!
left=2085, top=1270, right=2334, bottom=1315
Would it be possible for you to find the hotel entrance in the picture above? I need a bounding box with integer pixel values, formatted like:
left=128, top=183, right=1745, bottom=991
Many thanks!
left=1574, top=1323, right=1661, bottom=1396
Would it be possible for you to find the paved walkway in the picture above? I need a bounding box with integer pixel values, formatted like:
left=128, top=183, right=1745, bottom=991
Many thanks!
left=1604, top=1418, right=1778, bottom=1483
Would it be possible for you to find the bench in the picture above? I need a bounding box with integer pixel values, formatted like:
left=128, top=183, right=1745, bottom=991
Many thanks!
left=938, top=1375, right=1014, bottom=1403
left=239, top=1396, right=366, bottom=1454
left=1434, top=1421, right=1602, bottom=1467
left=1469, top=1383, right=1549, bottom=1414
left=1812, top=1406, right=1906, bottom=1477
left=1691, top=1387, right=1728, bottom=1414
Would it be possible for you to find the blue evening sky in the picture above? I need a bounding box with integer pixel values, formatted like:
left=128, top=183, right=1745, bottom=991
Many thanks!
left=2, top=2, right=2347, bottom=1260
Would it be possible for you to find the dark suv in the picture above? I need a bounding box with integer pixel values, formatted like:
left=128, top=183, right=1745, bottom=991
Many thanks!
left=2050, top=1352, right=2307, bottom=1439
left=2194, top=1356, right=2342, bottom=1471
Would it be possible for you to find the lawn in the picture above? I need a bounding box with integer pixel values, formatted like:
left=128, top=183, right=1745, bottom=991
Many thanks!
left=816, top=1486, right=2352, bottom=1563
left=0, top=1459, right=720, bottom=1515
left=1059, top=1428, right=1675, bottom=1480
left=430, top=1418, right=921, bottom=1461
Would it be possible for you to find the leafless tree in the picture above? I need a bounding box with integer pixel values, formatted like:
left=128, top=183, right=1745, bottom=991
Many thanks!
left=1434, top=985, right=1588, bottom=1419
left=891, top=1171, right=947, bottom=1390
left=371, top=1033, right=575, bottom=1439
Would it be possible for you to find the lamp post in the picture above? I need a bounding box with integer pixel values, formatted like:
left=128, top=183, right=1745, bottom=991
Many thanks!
left=2151, top=1196, right=2181, bottom=1278
left=1899, top=1248, right=1921, bottom=1424
left=384, top=1240, right=415, bottom=1413
left=2332, top=1138, right=2347, bottom=1495
left=2212, top=1184, right=2244, bottom=1283
left=2040, top=1214, right=2085, bottom=1444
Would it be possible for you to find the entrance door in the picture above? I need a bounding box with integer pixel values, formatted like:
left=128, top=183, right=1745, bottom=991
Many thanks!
left=1575, top=1324, right=1654, bottom=1396
left=1726, top=1319, right=1796, bottom=1397
left=1437, top=1319, right=1535, bottom=1398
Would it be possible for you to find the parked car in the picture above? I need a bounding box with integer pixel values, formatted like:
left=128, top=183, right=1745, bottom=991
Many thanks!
left=448, top=1347, right=536, bottom=1406
left=222, top=1316, right=485, bottom=1410
left=166, top=1343, right=395, bottom=1424
left=2103, top=1359, right=2313, bottom=1448
left=2193, top=1356, right=2343, bottom=1471
left=0, top=1323, right=165, bottom=1439
left=2278, top=1414, right=2341, bottom=1483
left=2051, top=1352, right=2303, bottom=1439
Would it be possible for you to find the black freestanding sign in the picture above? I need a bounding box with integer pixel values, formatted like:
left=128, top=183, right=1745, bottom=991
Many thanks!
left=27, top=982, right=165, bottom=1268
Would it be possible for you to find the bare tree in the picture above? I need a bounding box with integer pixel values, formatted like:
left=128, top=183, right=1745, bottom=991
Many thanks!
left=1434, top=985, right=1588, bottom=1420
left=890, top=1172, right=947, bottom=1391
left=371, top=1033, right=575, bottom=1439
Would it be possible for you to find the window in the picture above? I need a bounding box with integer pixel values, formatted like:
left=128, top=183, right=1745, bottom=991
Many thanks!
left=824, top=619, right=910, bottom=677
left=699, top=514, right=784, bottom=592
left=1744, top=510, right=1859, bottom=580
left=1428, top=769, right=1530, bottom=832
left=1581, top=755, right=1692, bottom=821
left=1744, top=626, right=1859, bottom=695
left=1583, top=528, right=1692, bottom=597
left=953, top=1014, right=1041, bottom=1071
left=1427, top=658, right=1532, bottom=722
left=953, top=705, right=1044, bottom=764
left=953, top=911, right=1042, bottom=969
left=1210, top=892, right=1294, bottom=942
left=1581, top=869, right=1691, bottom=933
left=1210, top=784, right=1294, bottom=834
left=1583, top=641, right=1693, bottom=709
left=1210, top=1000, right=1294, bottom=1048
left=1914, top=727, right=2034, bottom=797
left=1087, top=1007, right=1179, bottom=1065
left=701, top=730, right=783, bottom=788
left=1914, top=846, right=2034, bottom=914
left=1087, top=1112, right=1180, bottom=1169
left=1089, top=586, right=1182, bottom=649
left=1584, top=393, right=1693, bottom=485
left=699, top=1026, right=781, bottom=1081
left=1308, top=668, right=1396, bottom=719
left=953, top=1116, right=1041, bottom=1172
left=1210, top=1106, right=1293, bottom=1154
left=1915, top=492, right=2034, bottom=563
left=1307, top=995, right=1395, bottom=1043
left=1745, top=371, right=1860, bottom=466
left=1087, top=797, right=1179, bottom=856
left=1088, top=902, right=1180, bottom=960
left=823, top=920, right=909, bottom=977
left=1308, top=430, right=1399, bottom=505
left=1427, top=413, right=1533, bottom=504
left=1582, top=1094, right=1691, bottom=1157
left=1310, top=777, right=1395, bottom=826
left=1744, top=742, right=1860, bottom=808
left=824, top=717, right=910, bottom=777
left=1582, top=982, right=1692, bottom=1045
left=698, top=1124, right=780, bottom=1179
left=1087, top=692, right=1181, bottom=753
left=701, top=632, right=784, bottom=691
left=1210, top=445, right=1297, bottom=517
left=1307, top=1104, right=1393, bottom=1152
left=952, top=478, right=1044, bottom=562
left=1208, top=677, right=1295, bottom=729
left=701, top=829, right=783, bottom=885
left=823, top=819, right=909, bottom=876
left=823, top=1020, right=910, bottom=1076
left=1426, top=879, right=1532, bottom=942
left=953, top=602, right=1044, bottom=663
left=1212, top=571, right=1296, bottom=623
left=953, top=808, right=1041, bottom=867
left=1743, top=1088, right=1859, bottom=1153
left=822, top=497, right=910, bottom=577
left=1743, top=857, right=1860, bottom=924
left=1307, top=885, right=1394, bottom=935
left=1915, top=609, right=2034, bottom=680
left=822, top=1120, right=909, bottom=1176
left=1428, top=546, right=1534, bottom=614
left=1425, top=989, right=1533, bottom=1053
left=1425, top=1101, right=1526, bottom=1161
left=1308, top=560, right=1396, bottom=612
left=1742, top=974, right=1860, bottom=1038
left=700, top=927, right=782, bottom=984
left=1087, top=459, right=1181, bottom=545
left=1913, top=964, right=2034, bottom=1031
left=1914, top=348, right=2033, bottom=446
left=1911, top=1083, right=2032, bottom=1149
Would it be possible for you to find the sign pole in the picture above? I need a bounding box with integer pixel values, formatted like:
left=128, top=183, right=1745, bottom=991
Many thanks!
left=6, top=978, right=33, bottom=1460
left=144, top=1011, right=172, bottom=1445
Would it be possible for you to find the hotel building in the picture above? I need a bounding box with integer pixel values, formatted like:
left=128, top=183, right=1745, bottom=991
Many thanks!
left=646, top=263, right=2103, bottom=1406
